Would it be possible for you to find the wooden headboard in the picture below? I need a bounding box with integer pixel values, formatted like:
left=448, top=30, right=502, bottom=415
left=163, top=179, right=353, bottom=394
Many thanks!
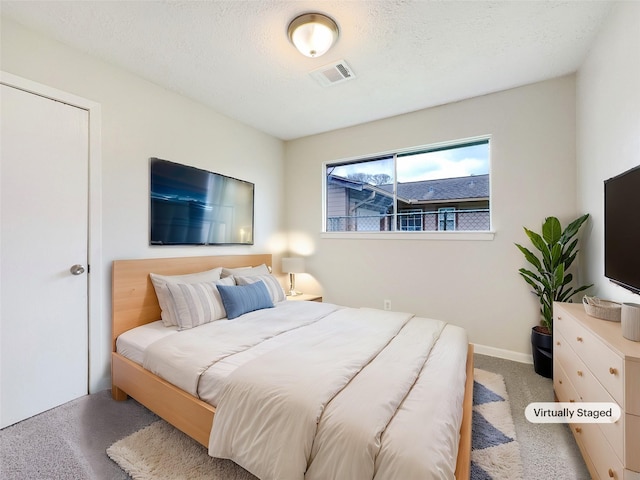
left=111, top=254, right=272, bottom=351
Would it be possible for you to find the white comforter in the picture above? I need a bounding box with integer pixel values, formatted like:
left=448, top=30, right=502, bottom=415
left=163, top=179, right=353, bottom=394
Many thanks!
left=144, top=301, right=340, bottom=396
left=143, top=301, right=468, bottom=480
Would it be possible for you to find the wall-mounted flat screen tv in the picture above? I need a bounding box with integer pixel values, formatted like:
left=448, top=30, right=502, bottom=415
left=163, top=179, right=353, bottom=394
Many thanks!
left=150, top=158, right=254, bottom=245
left=604, top=164, right=640, bottom=295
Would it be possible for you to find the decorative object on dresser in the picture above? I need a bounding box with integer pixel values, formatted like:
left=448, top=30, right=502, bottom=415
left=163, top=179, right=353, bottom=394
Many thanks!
left=515, top=214, right=592, bottom=378
left=621, top=303, right=640, bottom=342
left=583, top=296, right=622, bottom=322
left=553, top=302, right=640, bottom=480
left=281, top=256, right=305, bottom=296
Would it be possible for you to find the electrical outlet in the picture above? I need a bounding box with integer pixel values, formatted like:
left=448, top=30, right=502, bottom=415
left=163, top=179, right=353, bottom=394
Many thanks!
left=383, top=299, right=391, bottom=311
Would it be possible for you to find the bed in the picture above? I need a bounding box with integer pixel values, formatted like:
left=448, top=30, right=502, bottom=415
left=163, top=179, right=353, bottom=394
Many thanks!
left=111, top=254, right=473, bottom=479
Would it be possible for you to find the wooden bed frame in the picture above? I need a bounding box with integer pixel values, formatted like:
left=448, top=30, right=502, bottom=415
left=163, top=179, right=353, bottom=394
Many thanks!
left=111, top=254, right=473, bottom=479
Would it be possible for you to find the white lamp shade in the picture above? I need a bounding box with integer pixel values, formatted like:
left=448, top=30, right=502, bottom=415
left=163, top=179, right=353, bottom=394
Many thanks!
left=282, top=257, right=305, bottom=274
left=288, top=13, right=339, bottom=58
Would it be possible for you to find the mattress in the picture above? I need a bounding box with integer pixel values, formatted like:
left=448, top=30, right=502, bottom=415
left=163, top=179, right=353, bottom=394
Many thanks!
left=116, top=320, right=177, bottom=365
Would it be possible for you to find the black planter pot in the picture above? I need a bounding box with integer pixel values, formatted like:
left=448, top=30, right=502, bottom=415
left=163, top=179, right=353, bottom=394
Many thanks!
left=531, top=327, right=553, bottom=378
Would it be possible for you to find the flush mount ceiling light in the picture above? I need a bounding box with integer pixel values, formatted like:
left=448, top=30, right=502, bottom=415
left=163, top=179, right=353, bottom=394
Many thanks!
left=287, top=13, right=339, bottom=58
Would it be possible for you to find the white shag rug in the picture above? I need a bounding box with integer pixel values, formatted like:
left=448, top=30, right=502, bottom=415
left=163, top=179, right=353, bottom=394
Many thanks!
left=107, top=421, right=257, bottom=480
left=471, top=368, right=524, bottom=480
left=108, top=369, right=522, bottom=480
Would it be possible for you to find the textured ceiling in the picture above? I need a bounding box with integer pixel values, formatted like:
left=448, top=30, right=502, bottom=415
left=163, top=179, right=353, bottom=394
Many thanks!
left=0, top=1, right=613, bottom=140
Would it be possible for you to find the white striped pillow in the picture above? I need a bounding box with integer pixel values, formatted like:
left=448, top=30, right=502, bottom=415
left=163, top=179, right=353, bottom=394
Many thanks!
left=150, top=267, right=223, bottom=327
left=165, top=277, right=234, bottom=330
left=234, top=274, right=286, bottom=303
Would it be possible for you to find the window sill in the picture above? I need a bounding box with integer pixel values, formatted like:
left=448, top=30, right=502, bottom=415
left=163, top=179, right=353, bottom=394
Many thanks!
left=320, top=231, right=495, bottom=241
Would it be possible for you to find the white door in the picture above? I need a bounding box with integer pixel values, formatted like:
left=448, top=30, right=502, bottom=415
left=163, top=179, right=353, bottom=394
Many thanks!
left=0, top=84, right=89, bottom=428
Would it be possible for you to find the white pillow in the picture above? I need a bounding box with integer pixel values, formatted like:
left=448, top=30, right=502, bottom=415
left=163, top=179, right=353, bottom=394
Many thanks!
left=235, top=274, right=286, bottom=303
left=150, top=267, right=223, bottom=327
left=165, top=277, right=234, bottom=330
left=221, top=264, right=270, bottom=278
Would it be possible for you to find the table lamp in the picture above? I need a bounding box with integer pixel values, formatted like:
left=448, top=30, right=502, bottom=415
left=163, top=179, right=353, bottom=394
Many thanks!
left=281, top=257, right=305, bottom=296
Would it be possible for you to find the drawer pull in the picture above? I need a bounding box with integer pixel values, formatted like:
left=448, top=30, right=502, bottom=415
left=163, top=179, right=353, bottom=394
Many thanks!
left=575, top=427, right=582, bottom=433
left=569, top=399, right=575, bottom=403
left=556, top=341, right=561, bottom=346
left=576, top=336, right=583, bottom=342
left=577, top=370, right=583, bottom=377
left=558, top=379, right=563, bottom=384
left=608, top=468, right=614, bottom=478
left=558, top=316, right=562, bottom=320
left=609, top=367, right=617, bottom=375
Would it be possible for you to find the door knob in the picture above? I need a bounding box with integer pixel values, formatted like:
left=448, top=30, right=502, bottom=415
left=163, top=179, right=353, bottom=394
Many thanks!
left=70, top=264, right=85, bottom=275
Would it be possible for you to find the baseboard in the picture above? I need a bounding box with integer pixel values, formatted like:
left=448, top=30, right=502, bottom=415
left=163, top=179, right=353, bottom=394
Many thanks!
left=472, top=343, right=533, bottom=364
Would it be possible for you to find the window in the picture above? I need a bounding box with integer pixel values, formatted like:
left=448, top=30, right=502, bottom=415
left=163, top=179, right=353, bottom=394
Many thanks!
left=438, top=207, right=456, bottom=231
left=324, top=138, right=490, bottom=233
left=399, top=209, right=423, bottom=231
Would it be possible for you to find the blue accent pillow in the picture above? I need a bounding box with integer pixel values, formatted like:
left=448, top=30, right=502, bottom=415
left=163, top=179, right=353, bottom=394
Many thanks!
left=217, top=280, right=274, bottom=320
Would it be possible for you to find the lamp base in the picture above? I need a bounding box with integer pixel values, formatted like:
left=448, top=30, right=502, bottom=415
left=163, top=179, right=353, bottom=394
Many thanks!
left=287, top=272, right=302, bottom=297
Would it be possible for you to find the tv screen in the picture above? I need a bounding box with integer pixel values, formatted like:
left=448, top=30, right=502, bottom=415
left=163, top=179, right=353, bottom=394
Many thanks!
left=604, top=164, right=640, bottom=295
left=150, top=158, right=254, bottom=245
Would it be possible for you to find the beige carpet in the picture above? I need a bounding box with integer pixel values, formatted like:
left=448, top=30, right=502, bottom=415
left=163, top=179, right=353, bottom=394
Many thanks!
left=108, top=369, right=522, bottom=480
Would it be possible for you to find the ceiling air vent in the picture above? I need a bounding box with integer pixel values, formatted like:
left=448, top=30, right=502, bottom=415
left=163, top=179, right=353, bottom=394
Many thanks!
left=310, top=60, right=356, bottom=87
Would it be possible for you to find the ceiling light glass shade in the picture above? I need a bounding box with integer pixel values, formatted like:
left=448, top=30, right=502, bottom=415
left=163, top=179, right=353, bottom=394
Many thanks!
left=288, top=13, right=339, bottom=58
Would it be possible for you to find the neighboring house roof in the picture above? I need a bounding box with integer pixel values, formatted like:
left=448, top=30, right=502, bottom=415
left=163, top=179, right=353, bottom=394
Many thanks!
left=393, top=174, right=490, bottom=203
left=328, top=173, right=489, bottom=205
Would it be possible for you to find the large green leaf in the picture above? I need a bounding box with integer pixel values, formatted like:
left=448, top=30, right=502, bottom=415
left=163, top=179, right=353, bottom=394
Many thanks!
left=515, top=244, right=542, bottom=272
left=524, top=228, right=547, bottom=254
left=525, top=228, right=552, bottom=271
left=550, top=243, right=562, bottom=269
left=562, top=239, right=579, bottom=267
left=560, top=214, right=589, bottom=243
left=520, top=277, right=543, bottom=296
left=553, top=263, right=565, bottom=290
left=542, top=217, right=562, bottom=244
left=565, top=284, right=593, bottom=302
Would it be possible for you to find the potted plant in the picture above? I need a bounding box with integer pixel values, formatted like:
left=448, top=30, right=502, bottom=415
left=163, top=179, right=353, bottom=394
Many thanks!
left=515, top=214, right=592, bottom=378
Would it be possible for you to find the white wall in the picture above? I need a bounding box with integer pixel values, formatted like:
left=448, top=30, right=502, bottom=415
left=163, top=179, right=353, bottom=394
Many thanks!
left=577, top=2, right=640, bottom=304
left=285, top=76, right=580, bottom=361
left=1, top=18, right=286, bottom=390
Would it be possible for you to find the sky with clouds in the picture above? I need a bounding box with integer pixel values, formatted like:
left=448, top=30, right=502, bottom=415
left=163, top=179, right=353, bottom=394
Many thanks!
left=331, top=143, right=489, bottom=183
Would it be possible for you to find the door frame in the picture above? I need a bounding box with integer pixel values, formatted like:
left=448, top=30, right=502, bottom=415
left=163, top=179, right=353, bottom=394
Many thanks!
left=1, top=71, right=103, bottom=393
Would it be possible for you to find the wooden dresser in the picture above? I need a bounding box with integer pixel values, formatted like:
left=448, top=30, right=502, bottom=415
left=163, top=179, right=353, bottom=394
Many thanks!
left=554, top=302, right=640, bottom=480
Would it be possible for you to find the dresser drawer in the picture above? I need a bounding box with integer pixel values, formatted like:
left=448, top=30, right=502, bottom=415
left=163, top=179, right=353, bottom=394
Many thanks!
left=556, top=311, right=624, bottom=406
left=572, top=422, right=624, bottom=480
left=554, top=331, right=583, bottom=402
left=554, top=356, right=581, bottom=404
left=556, top=331, right=624, bottom=461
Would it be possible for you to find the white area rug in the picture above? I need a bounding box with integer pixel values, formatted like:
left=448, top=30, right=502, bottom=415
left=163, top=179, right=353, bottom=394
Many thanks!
left=107, top=421, right=257, bottom=480
left=107, top=369, right=522, bottom=480
left=471, top=368, right=524, bottom=480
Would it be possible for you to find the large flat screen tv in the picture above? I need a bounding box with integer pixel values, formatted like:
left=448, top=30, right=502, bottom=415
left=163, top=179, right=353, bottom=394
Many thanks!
left=604, top=164, right=640, bottom=295
left=150, top=158, right=254, bottom=245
